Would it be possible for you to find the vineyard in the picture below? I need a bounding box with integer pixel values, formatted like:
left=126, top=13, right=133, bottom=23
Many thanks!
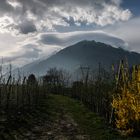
left=0, top=60, right=140, bottom=139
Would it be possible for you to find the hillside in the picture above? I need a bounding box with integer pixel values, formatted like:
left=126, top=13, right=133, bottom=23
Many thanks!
left=17, top=40, right=140, bottom=76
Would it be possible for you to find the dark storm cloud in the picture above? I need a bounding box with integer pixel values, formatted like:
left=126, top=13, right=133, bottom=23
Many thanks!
left=0, top=0, right=132, bottom=34
left=16, top=20, right=37, bottom=34
left=16, top=0, right=121, bottom=18
left=62, top=17, right=80, bottom=26
left=0, top=0, right=13, bottom=15
left=18, top=0, right=119, bottom=8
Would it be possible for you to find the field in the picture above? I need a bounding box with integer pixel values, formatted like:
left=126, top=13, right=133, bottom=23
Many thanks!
left=0, top=61, right=140, bottom=139
left=0, top=93, right=139, bottom=140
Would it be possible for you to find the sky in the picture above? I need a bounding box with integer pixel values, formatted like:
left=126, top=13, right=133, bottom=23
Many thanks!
left=0, top=0, right=140, bottom=69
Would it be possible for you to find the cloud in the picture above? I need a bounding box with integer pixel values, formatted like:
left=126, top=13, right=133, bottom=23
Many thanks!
left=21, top=44, right=42, bottom=58
left=39, top=31, right=127, bottom=49
left=104, top=17, right=140, bottom=52
left=16, top=20, right=37, bottom=34
left=0, top=0, right=13, bottom=15
left=0, top=0, right=132, bottom=34
left=1, top=44, right=42, bottom=67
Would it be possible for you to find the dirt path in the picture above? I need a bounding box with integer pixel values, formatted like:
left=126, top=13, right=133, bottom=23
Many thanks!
left=1, top=94, right=137, bottom=140
left=27, top=114, right=89, bottom=140
left=12, top=95, right=90, bottom=140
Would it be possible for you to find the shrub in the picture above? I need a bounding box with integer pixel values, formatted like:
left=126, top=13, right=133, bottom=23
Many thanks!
left=112, top=62, right=140, bottom=135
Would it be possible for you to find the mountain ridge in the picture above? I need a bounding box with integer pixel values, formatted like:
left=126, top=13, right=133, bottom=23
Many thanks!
left=14, top=40, right=140, bottom=76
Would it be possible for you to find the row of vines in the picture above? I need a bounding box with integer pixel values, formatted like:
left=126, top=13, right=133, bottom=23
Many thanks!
left=44, top=61, right=140, bottom=136
left=0, top=60, right=140, bottom=136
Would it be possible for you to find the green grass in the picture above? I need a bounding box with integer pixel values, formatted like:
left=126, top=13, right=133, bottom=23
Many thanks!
left=46, top=94, right=118, bottom=140
left=1, top=94, right=139, bottom=140
left=45, top=94, right=140, bottom=140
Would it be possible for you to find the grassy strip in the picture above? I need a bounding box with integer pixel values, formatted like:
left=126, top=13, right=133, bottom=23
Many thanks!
left=46, top=94, right=118, bottom=140
left=0, top=94, right=139, bottom=140
left=46, top=94, right=139, bottom=140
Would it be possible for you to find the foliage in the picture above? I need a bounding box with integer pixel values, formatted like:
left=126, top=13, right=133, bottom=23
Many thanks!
left=112, top=61, right=140, bottom=135
left=0, top=72, right=46, bottom=120
left=71, top=65, right=114, bottom=122
left=27, top=74, right=37, bottom=85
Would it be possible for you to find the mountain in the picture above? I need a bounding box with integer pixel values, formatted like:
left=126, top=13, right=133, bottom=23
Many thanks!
left=16, top=40, right=140, bottom=76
